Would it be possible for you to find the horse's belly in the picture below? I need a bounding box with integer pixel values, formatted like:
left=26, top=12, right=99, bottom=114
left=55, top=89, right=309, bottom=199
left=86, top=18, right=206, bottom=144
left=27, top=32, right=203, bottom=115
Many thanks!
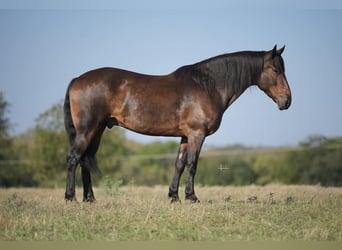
left=119, top=117, right=183, bottom=137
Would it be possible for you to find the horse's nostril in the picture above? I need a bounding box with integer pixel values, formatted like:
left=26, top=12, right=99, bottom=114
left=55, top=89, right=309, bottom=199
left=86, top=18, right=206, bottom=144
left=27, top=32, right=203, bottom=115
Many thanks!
left=285, top=99, right=290, bottom=108
left=285, top=97, right=291, bottom=109
left=277, top=96, right=291, bottom=110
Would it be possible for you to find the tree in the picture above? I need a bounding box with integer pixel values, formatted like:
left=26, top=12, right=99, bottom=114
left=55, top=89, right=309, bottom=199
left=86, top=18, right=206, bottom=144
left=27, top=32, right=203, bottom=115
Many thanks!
left=253, top=153, right=280, bottom=185
left=278, top=136, right=342, bottom=186
left=304, top=137, right=342, bottom=186
left=0, top=92, right=35, bottom=186
left=27, top=101, right=68, bottom=187
left=0, top=92, right=11, bottom=160
left=96, top=128, right=132, bottom=184
left=0, top=92, right=13, bottom=186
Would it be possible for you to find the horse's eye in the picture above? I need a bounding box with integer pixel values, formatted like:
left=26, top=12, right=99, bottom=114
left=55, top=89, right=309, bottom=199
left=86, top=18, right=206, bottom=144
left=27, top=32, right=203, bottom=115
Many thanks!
left=272, top=67, right=279, bottom=73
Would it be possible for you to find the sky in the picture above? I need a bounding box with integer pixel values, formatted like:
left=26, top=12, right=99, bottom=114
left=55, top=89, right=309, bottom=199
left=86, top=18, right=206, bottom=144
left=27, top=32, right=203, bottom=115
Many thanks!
left=1, top=2, right=342, bottom=147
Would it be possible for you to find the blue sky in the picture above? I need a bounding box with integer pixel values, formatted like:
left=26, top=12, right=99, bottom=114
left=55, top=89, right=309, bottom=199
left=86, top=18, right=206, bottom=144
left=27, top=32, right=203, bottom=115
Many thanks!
left=1, top=3, right=342, bottom=147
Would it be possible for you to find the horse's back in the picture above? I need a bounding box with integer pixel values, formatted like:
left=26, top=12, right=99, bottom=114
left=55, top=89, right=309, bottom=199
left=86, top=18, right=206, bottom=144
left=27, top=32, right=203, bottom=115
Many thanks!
left=76, top=67, right=164, bottom=85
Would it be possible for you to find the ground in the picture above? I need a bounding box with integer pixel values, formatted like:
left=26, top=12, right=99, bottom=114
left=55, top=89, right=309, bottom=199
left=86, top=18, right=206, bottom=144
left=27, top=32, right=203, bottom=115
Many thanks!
left=0, top=185, right=341, bottom=240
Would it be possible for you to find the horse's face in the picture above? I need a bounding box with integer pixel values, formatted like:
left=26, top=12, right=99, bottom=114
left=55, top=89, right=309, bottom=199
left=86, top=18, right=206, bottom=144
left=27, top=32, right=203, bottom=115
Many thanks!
left=257, top=45, right=292, bottom=110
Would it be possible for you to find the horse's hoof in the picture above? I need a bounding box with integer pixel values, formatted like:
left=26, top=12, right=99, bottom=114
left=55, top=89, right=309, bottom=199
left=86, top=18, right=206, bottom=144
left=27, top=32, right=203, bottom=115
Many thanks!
left=168, top=193, right=181, bottom=203
left=187, top=199, right=200, bottom=204
left=65, top=197, right=77, bottom=203
left=185, top=194, right=200, bottom=203
left=65, top=192, right=77, bottom=202
left=83, top=197, right=96, bottom=203
left=170, top=197, right=181, bottom=204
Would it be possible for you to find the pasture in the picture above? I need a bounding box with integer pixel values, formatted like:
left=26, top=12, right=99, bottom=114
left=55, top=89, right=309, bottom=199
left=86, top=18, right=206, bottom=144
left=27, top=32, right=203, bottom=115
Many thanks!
left=0, top=185, right=341, bottom=241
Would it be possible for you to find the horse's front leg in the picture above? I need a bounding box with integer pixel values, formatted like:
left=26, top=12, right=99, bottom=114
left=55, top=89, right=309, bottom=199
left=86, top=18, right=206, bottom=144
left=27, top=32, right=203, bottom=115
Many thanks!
left=169, top=137, right=187, bottom=203
left=185, top=132, right=205, bottom=203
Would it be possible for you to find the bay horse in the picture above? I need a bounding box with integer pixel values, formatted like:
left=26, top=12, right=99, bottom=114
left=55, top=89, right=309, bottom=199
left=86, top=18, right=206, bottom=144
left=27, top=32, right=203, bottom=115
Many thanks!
left=64, top=45, right=291, bottom=203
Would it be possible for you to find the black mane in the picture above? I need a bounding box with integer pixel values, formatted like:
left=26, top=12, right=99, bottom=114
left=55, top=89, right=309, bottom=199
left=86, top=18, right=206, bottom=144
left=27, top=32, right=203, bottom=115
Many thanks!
left=174, top=51, right=265, bottom=94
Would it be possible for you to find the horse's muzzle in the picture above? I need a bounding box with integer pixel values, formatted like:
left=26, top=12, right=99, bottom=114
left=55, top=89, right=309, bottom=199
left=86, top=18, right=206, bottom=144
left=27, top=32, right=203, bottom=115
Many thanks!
left=277, top=96, right=291, bottom=110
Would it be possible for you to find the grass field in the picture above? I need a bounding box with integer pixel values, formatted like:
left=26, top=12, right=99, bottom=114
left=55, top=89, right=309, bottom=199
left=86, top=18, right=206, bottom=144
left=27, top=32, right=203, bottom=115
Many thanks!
left=0, top=185, right=341, bottom=241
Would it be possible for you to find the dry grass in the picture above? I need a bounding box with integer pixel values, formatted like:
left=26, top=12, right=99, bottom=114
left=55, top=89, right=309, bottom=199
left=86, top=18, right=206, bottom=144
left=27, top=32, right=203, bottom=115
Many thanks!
left=0, top=185, right=341, bottom=240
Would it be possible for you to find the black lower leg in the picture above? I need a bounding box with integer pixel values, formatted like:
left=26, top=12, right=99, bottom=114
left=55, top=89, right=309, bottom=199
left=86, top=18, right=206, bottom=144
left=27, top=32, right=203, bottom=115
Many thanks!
left=65, top=151, right=81, bottom=201
left=185, top=163, right=200, bottom=203
left=168, top=172, right=183, bottom=203
left=81, top=165, right=95, bottom=202
left=169, top=139, right=187, bottom=203
left=184, top=134, right=204, bottom=203
left=169, top=164, right=185, bottom=202
left=65, top=166, right=77, bottom=201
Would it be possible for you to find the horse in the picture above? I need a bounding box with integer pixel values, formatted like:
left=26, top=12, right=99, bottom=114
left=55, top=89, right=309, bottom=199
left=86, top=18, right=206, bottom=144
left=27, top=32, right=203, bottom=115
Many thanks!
left=64, top=45, right=291, bottom=203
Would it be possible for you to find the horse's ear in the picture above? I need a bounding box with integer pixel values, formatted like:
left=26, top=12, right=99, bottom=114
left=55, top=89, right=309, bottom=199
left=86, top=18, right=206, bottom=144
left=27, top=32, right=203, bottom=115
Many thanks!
left=277, top=45, right=285, bottom=55
left=271, top=45, right=277, bottom=58
left=265, top=45, right=279, bottom=61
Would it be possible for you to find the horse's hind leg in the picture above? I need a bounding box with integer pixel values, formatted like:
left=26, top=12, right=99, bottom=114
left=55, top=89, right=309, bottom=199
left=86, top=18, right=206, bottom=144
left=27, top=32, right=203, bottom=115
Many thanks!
left=65, top=133, right=88, bottom=201
left=80, top=158, right=96, bottom=202
left=80, top=126, right=105, bottom=202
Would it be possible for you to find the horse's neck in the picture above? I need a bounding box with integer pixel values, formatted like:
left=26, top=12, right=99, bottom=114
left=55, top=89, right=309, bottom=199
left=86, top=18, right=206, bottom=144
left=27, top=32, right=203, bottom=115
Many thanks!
left=205, top=54, right=263, bottom=110
left=218, top=80, right=253, bottom=110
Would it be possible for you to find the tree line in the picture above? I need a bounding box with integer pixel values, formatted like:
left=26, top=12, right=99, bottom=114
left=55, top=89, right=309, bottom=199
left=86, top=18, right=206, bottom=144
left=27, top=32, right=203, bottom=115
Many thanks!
left=0, top=92, right=341, bottom=187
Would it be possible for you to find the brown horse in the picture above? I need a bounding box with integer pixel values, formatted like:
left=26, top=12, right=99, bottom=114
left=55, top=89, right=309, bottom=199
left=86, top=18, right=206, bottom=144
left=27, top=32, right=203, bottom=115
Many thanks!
left=64, top=45, right=291, bottom=203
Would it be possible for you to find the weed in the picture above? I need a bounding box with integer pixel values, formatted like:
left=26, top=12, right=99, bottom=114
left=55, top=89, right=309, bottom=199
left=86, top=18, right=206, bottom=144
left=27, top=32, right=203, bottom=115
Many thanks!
left=285, top=196, right=295, bottom=205
left=224, top=195, right=232, bottom=203
left=268, top=192, right=276, bottom=204
left=247, top=195, right=258, bottom=203
left=99, top=177, right=123, bottom=197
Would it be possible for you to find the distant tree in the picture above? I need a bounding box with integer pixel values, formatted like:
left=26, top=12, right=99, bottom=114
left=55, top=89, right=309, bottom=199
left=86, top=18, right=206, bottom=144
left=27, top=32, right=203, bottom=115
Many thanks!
left=304, top=137, right=342, bottom=186
left=300, top=135, right=327, bottom=148
left=28, top=101, right=68, bottom=187
left=0, top=92, right=35, bottom=186
left=0, top=92, right=13, bottom=186
left=97, top=136, right=178, bottom=185
left=35, top=101, right=65, bottom=132
left=136, top=141, right=179, bottom=155
left=278, top=136, right=342, bottom=186
left=253, top=154, right=280, bottom=185
left=0, top=92, right=11, bottom=160
left=309, top=149, right=342, bottom=186
left=96, top=128, right=132, bottom=184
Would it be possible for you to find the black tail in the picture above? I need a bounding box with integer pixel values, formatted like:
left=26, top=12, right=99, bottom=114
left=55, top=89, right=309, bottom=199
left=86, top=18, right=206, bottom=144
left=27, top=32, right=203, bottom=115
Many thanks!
left=64, top=79, right=77, bottom=146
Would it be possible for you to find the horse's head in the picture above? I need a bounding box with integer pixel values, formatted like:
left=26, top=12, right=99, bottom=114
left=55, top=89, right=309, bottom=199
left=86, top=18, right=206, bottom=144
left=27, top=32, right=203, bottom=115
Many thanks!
left=257, top=45, right=292, bottom=110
